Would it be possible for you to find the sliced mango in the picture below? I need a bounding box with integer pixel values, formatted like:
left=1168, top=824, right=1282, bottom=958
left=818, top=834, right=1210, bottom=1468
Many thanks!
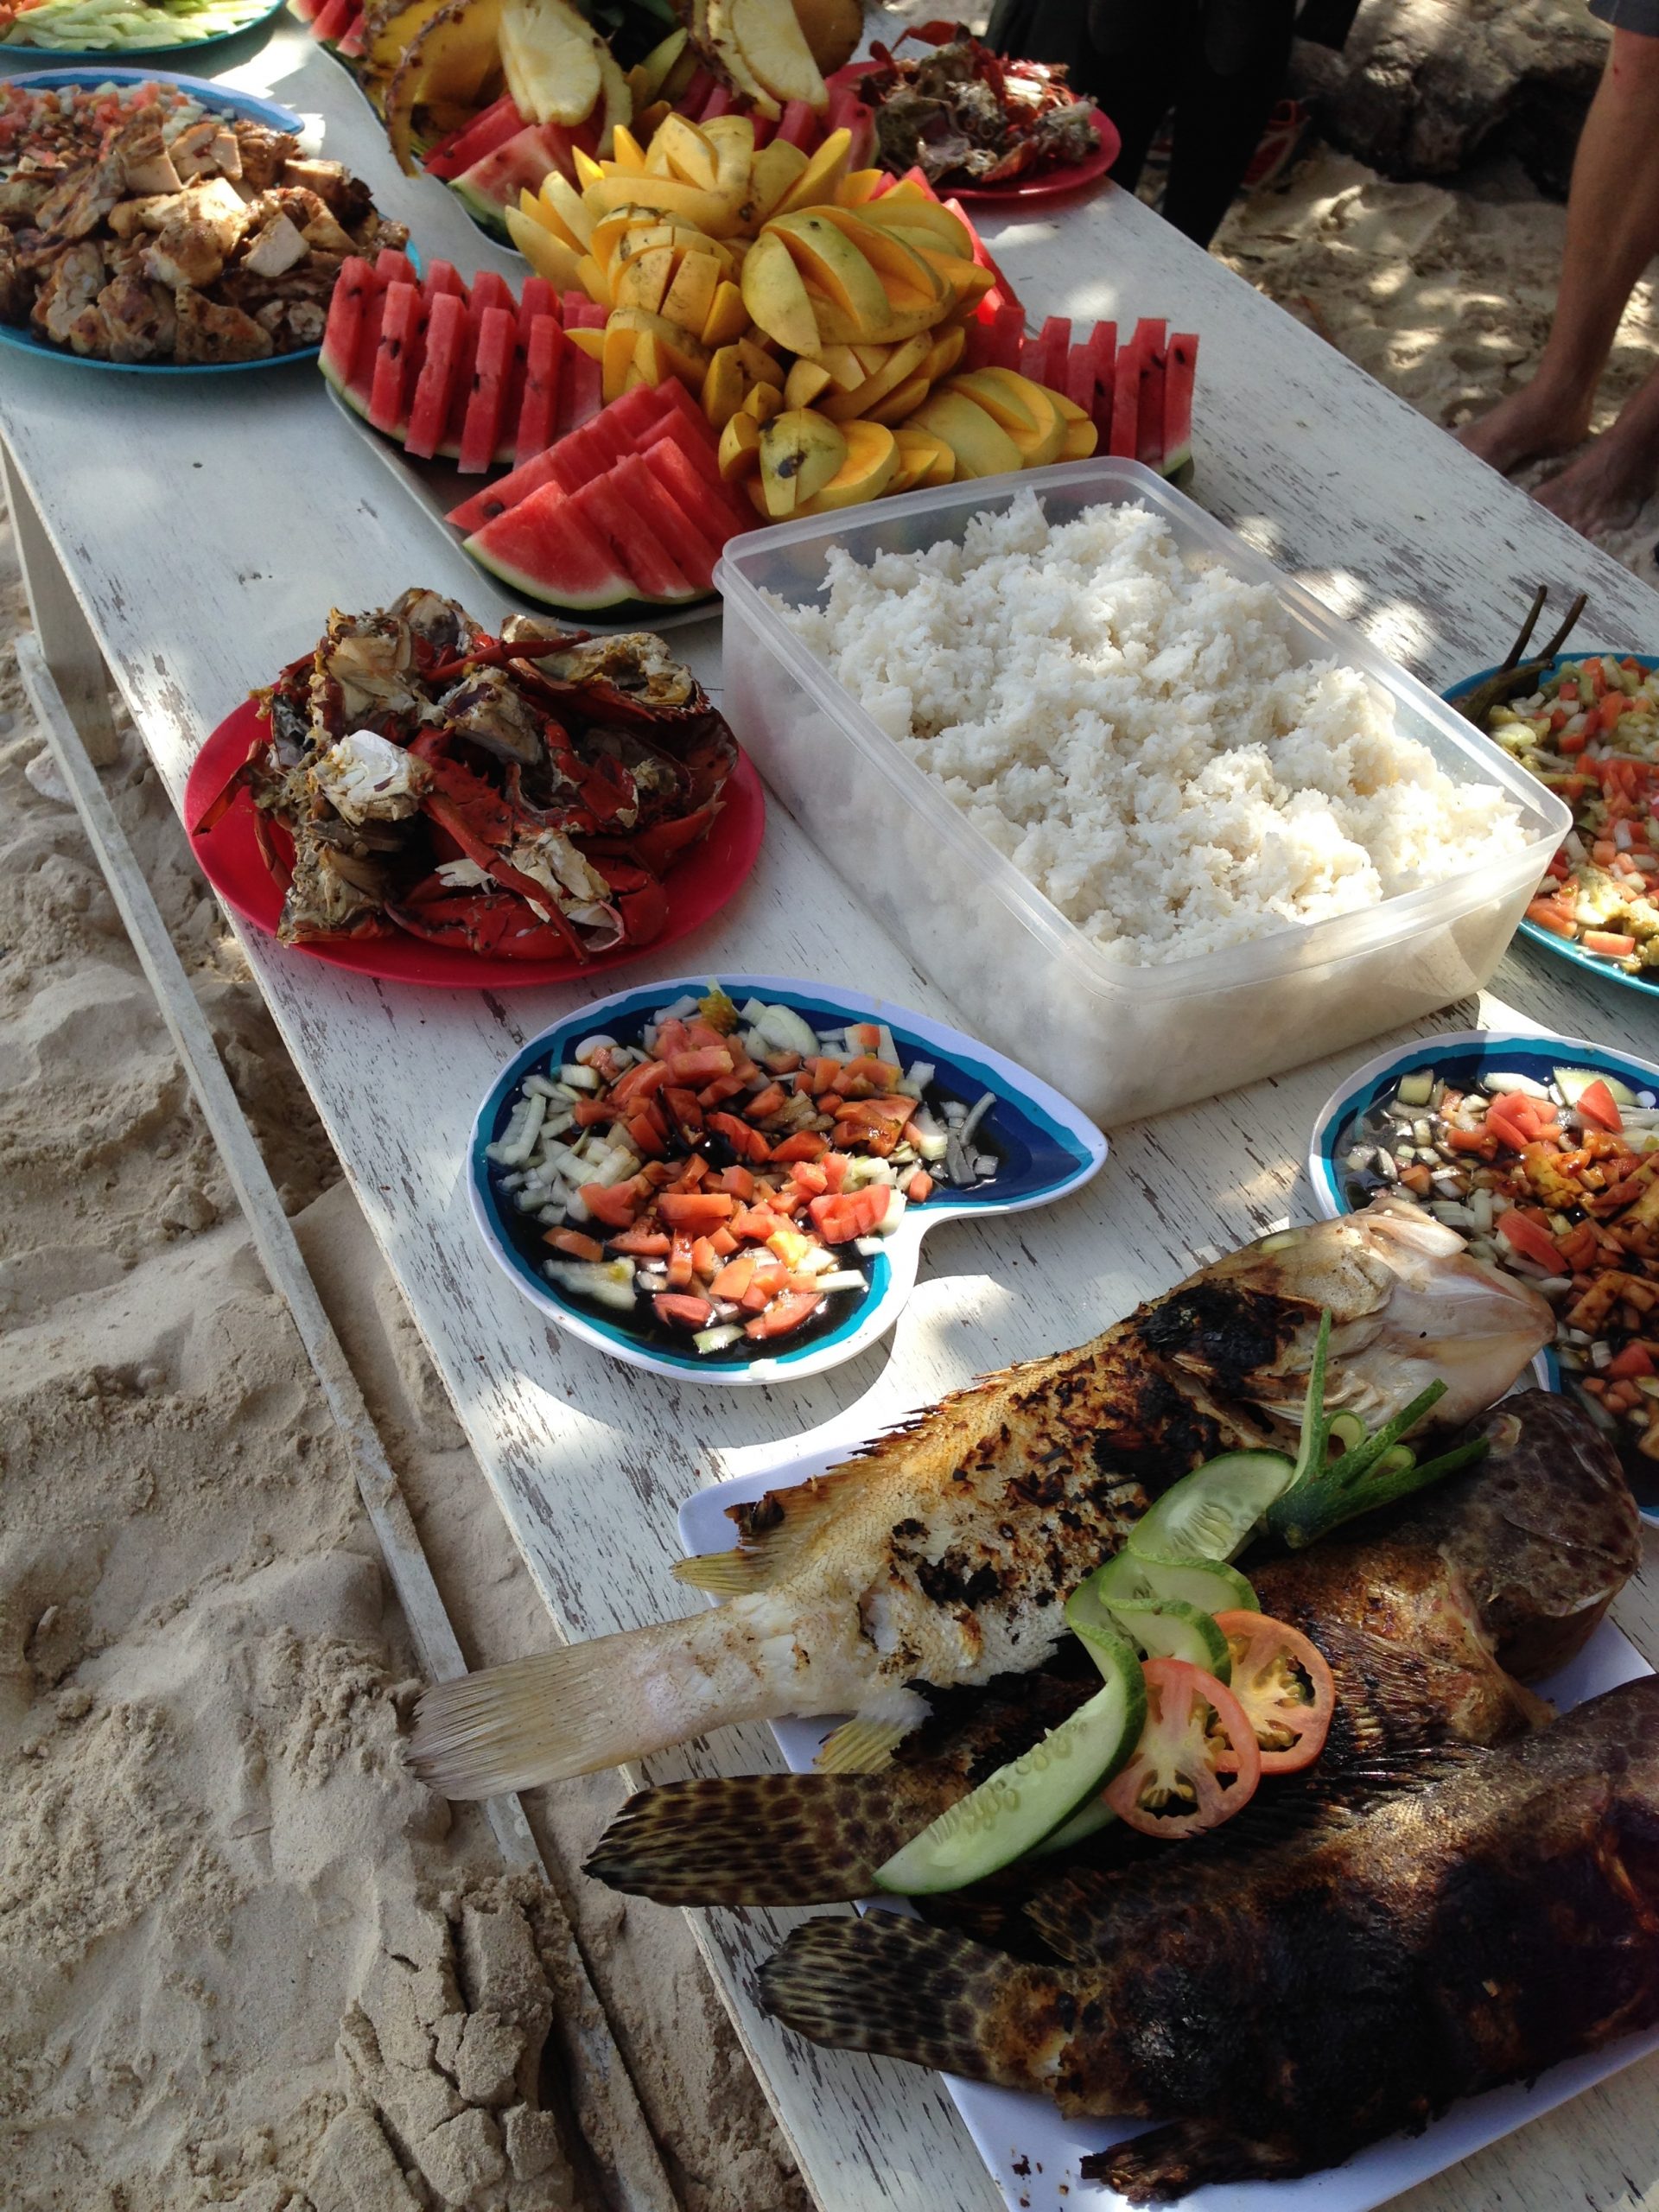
left=702, top=343, right=748, bottom=429
left=865, top=369, right=933, bottom=425
left=505, top=205, right=583, bottom=291
left=740, top=229, right=821, bottom=356
left=538, top=168, right=594, bottom=247
left=758, top=408, right=847, bottom=518
left=784, top=358, right=833, bottom=408
left=735, top=334, right=784, bottom=388
left=612, top=243, right=676, bottom=314
left=817, top=330, right=931, bottom=421
left=718, top=410, right=762, bottom=481
left=601, top=323, right=638, bottom=404
left=904, top=390, right=1023, bottom=478
left=746, top=137, right=810, bottom=223
left=701, top=277, right=750, bottom=347
left=855, top=195, right=974, bottom=257
left=795, top=418, right=900, bottom=512
left=653, top=113, right=719, bottom=189
left=660, top=249, right=721, bottom=336
left=741, top=381, right=783, bottom=423
left=608, top=305, right=712, bottom=382
left=769, top=128, right=851, bottom=217
left=769, top=211, right=891, bottom=335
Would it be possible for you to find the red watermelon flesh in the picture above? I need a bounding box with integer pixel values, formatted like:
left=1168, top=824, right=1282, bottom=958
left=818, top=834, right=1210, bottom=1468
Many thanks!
left=466, top=485, right=637, bottom=614
left=677, top=66, right=716, bottom=118
left=1086, top=320, right=1117, bottom=447
left=513, top=315, right=564, bottom=465
left=639, top=420, right=752, bottom=537
left=311, top=0, right=354, bottom=44
left=405, top=289, right=466, bottom=460
left=1018, top=335, right=1046, bottom=384
left=374, top=246, right=416, bottom=289
left=447, top=448, right=561, bottom=533
left=777, top=99, right=818, bottom=149
left=609, top=452, right=721, bottom=593
left=610, top=382, right=675, bottom=441
left=422, top=260, right=468, bottom=301
left=319, top=255, right=375, bottom=397
left=752, top=112, right=776, bottom=148
left=458, top=307, right=516, bottom=474
left=1162, top=333, right=1197, bottom=477
left=1063, top=339, right=1097, bottom=413
left=1038, top=316, right=1071, bottom=391
left=442, top=280, right=516, bottom=454
left=1135, top=319, right=1168, bottom=469
left=423, top=92, right=522, bottom=181
left=559, top=343, right=603, bottom=433
left=368, top=280, right=423, bottom=435
left=517, top=277, right=554, bottom=334
left=1109, top=326, right=1141, bottom=460
left=569, top=475, right=696, bottom=601
left=649, top=373, right=717, bottom=448
left=701, top=85, right=737, bottom=120
left=452, top=122, right=578, bottom=216
left=988, top=299, right=1023, bottom=372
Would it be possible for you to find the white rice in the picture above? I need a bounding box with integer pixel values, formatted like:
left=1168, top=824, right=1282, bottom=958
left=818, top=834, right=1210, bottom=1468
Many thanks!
left=772, top=493, right=1527, bottom=966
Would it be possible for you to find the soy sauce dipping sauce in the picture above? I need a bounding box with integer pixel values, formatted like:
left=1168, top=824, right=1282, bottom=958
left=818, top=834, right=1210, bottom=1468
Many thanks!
left=486, top=991, right=1007, bottom=1366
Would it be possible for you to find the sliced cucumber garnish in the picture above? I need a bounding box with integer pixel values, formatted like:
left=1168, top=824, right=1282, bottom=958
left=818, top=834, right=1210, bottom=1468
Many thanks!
left=1127, top=1450, right=1295, bottom=1567
left=1555, top=1065, right=1637, bottom=1107
left=1107, top=1595, right=1232, bottom=1681
left=1084, top=1548, right=1259, bottom=1618
left=1026, top=1793, right=1116, bottom=1859
left=873, top=1630, right=1146, bottom=1896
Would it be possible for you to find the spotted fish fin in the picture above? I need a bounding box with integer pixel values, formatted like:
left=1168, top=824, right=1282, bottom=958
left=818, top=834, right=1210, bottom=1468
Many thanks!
left=816, top=1717, right=908, bottom=1773
left=585, top=1771, right=953, bottom=1905
left=760, top=1914, right=1084, bottom=2093
left=1084, top=2120, right=1318, bottom=2199
left=673, top=1461, right=875, bottom=1595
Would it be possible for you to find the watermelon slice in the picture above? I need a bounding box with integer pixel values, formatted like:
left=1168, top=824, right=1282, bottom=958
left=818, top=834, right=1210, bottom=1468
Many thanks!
left=1063, top=339, right=1097, bottom=414
left=405, top=289, right=466, bottom=460
left=311, top=0, right=355, bottom=43
left=1134, top=318, right=1167, bottom=470
left=422, top=260, right=468, bottom=302
left=1038, top=316, right=1071, bottom=392
left=442, top=275, right=517, bottom=455
left=514, top=315, right=565, bottom=465
left=1019, top=335, right=1046, bottom=384
left=569, top=474, right=696, bottom=601
left=776, top=99, right=818, bottom=149
left=467, top=486, right=637, bottom=613
left=451, top=121, right=580, bottom=231
left=1162, top=333, right=1198, bottom=480
left=559, top=342, right=603, bottom=433
left=677, top=67, right=717, bottom=118
left=702, top=85, right=738, bottom=121
left=374, top=247, right=416, bottom=290
left=1109, top=326, right=1141, bottom=461
left=319, top=255, right=376, bottom=399
left=988, top=299, right=1023, bottom=372
left=639, top=420, right=753, bottom=538
left=424, top=93, right=523, bottom=182
left=368, top=280, right=423, bottom=436
left=608, top=451, right=721, bottom=593
left=458, top=306, right=516, bottom=474
left=444, top=388, right=658, bottom=532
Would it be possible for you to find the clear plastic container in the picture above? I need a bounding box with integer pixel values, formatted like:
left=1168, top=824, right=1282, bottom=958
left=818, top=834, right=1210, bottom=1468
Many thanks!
left=714, top=459, right=1570, bottom=1128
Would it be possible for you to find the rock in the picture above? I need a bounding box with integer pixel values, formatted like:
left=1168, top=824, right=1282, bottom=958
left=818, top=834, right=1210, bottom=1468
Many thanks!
left=1292, top=0, right=1607, bottom=195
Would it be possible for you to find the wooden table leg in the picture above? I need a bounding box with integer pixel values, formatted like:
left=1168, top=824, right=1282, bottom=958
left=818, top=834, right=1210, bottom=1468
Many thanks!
left=3, top=435, right=119, bottom=767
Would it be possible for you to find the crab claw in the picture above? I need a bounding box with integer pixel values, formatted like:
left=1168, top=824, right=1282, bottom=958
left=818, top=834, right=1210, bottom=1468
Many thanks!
left=386, top=881, right=588, bottom=961
left=594, top=860, right=670, bottom=948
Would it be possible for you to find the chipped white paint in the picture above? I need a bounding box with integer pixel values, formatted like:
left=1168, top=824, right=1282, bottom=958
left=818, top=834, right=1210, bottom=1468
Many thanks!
left=5, top=25, right=1659, bottom=2205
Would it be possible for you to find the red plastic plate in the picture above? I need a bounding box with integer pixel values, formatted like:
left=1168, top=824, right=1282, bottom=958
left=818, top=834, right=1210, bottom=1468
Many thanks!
left=833, top=62, right=1119, bottom=203
left=184, top=697, right=767, bottom=988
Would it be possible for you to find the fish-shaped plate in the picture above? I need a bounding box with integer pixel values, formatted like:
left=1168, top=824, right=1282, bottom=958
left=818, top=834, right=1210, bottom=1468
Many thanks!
left=0, top=67, right=321, bottom=371
left=1444, top=652, right=1659, bottom=1000
left=469, top=973, right=1107, bottom=1385
left=681, top=1442, right=1656, bottom=2212
left=1309, top=1024, right=1659, bottom=1526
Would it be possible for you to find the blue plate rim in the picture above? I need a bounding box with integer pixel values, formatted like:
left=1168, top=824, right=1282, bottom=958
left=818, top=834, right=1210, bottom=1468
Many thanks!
left=467, top=972, right=1109, bottom=1386
left=1444, top=650, right=1659, bottom=999
left=0, top=0, right=289, bottom=72
left=1306, top=1022, right=1659, bottom=1524
left=0, top=64, right=318, bottom=372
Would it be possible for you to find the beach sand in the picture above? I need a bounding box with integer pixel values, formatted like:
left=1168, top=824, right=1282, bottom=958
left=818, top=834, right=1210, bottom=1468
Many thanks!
left=3, top=96, right=1657, bottom=2212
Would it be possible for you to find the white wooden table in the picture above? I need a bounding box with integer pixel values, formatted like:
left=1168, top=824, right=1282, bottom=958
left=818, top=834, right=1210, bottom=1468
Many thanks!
left=8, top=27, right=1659, bottom=2209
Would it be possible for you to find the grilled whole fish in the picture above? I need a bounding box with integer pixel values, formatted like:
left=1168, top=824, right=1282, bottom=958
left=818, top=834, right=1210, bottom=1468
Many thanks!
left=760, top=1677, right=1659, bottom=2201
left=584, top=1392, right=1637, bottom=1905
left=410, top=1201, right=1550, bottom=1799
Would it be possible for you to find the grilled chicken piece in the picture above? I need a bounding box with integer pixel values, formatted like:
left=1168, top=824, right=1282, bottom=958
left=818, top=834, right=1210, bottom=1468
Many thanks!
left=168, top=118, right=241, bottom=181
left=31, top=240, right=105, bottom=343
left=0, top=175, right=53, bottom=226
left=33, top=153, right=124, bottom=240
left=142, top=177, right=249, bottom=289
left=94, top=275, right=176, bottom=362
left=239, top=212, right=308, bottom=281
left=262, top=185, right=356, bottom=257
left=231, top=120, right=301, bottom=190
left=109, top=113, right=181, bottom=197
left=760, top=1677, right=1659, bottom=2201
left=172, top=289, right=272, bottom=365
left=586, top=1393, right=1638, bottom=1909
left=278, top=156, right=372, bottom=228
left=0, top=236, right=31, bottom=321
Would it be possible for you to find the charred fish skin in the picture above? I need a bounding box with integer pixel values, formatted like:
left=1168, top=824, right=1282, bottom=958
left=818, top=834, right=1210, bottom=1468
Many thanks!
left=760, top=1680, right=1659, bottom=2202
left=410, top=1201, right=1552, bottom=1800
left=585, top=1394, right=1626, bottom=1911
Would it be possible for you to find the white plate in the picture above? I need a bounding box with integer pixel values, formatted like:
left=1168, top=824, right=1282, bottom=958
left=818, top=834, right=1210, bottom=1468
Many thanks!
left=680, top=1442, right=1656, bottom=2212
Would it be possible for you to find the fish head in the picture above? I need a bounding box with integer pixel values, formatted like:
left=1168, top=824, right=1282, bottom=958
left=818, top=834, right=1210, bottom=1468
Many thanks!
left=1142, top=1198, right=1553, bottom=1434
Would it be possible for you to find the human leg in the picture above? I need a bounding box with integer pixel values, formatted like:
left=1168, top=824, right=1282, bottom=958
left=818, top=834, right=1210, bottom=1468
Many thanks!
left=1461, top=22, right=1659, bottom=474
left=1160, top=0, right=1297, bottom=248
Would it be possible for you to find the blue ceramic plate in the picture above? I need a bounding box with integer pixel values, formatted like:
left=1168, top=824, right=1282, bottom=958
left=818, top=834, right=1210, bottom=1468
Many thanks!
left=0, top=0, right=287, bottom=72
left=469, top=973, right=1108, bottom=1386
left=1445, top=652, right=1659, bottom=998
left=1308, top=1024, right=1659, bottom=1523
left=0, top=67, right=318, bottom=372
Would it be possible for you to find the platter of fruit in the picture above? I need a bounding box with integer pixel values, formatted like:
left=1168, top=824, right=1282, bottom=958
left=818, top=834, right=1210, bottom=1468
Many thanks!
left=185, top=590, right=766, bottom=984
left=0, top=0, right=287, bottom=60
left=317, top=111, right=1198, bottom=619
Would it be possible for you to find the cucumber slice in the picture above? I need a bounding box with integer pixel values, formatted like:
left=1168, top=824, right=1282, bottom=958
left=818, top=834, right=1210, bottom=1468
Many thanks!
left=1106, top=1595, right=1231, bottom=1681
left=1083, top=1548, right=1259, bottom=1618
left=1126, top=1451, right=1295, bottom=1567
left=873, top=1631, right=1147, bottom=1896
left=1026, top=1793, right=1116, bottom=1859
left=1555, top=1065, right=1637, bottom=1108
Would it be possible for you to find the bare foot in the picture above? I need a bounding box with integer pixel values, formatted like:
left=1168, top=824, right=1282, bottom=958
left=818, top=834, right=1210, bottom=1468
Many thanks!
left=1458, top=380, right=1594, bottom=476
left=1533, top=422, right=1659, bottom=537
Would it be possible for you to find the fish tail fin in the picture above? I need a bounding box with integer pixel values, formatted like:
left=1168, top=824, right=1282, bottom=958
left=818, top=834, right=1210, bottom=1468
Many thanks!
left=408, top=1611, right=755, bottom=1797
left=587, top=1773, right=918, bottom=1904
left=760, top=1914, right=1067, bottom=2088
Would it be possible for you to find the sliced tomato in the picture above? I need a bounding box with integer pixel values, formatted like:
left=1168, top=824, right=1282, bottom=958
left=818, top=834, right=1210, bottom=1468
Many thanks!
left=1102, top=1658, right=1262, bottom=1840
left=1578, top=1078, right=1625, bottom=1133
left=1212, top=1611, right=1335, bottom=1775
left=1496, top=1210, right=1564, bottom=1272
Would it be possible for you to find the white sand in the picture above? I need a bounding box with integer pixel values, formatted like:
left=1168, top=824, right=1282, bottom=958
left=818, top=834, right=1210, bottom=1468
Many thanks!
left=0, top=508, right=804, bottom=2209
